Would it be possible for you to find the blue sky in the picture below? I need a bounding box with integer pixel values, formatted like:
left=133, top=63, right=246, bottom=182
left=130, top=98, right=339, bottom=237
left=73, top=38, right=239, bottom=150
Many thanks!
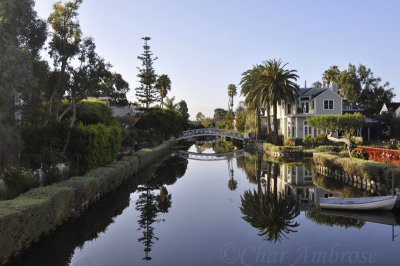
left=35, top=0, right=400, bottom=118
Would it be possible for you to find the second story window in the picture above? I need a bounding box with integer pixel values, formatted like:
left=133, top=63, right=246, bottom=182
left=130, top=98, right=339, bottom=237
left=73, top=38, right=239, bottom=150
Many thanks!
left=287, top=104, right=291, bottom=114
left=324, top=100, right=334, bottom=110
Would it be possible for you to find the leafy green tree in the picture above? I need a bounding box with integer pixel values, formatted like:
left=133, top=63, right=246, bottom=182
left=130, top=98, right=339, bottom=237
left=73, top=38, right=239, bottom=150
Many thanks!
left=0, top=0, right=47, bottom=169
left=177, top=100, right=189, bottom=122
left=235, top=106, right=246, bottom=131
left=213, top=108, right=227, bottom=124
left=195, top=112, right=205, bottom=123
left=228, top=84, right=237, bottom=112
left=155, top=74, right=171, bottom=108
left=201, top=118, right=213, bottom=128
left=46, top=0, right=83, bottom=124
left=322, top=65, right=340, bottom=87
left=326, top=64, right=395, bottom=116
left=136, top=37, right=158, bottom=109
left=307, top=113, right=365, bottom=155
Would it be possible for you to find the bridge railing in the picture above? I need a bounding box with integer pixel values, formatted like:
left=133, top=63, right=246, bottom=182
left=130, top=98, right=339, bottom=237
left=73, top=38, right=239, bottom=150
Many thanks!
left=178, top=128, right=245, bottom=140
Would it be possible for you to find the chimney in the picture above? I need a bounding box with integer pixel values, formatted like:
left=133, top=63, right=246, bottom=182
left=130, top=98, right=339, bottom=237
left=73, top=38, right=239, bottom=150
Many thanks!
left=331, top=82, right=338, bottom=94
left=322, top=80, right=326, bottom=88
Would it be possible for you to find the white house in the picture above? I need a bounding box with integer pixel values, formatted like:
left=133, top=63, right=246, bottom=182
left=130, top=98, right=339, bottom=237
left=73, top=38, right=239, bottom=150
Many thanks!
left=275, top=81, right=343, bottom=139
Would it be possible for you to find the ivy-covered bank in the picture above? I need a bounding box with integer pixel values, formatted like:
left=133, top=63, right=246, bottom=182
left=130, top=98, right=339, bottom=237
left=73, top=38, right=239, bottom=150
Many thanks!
left=0, top=141, right=174, bottom=264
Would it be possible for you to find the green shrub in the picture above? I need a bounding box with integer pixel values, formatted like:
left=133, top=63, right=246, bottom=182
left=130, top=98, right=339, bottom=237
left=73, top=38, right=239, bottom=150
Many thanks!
left=302, top=134, right=314, bottom=148
left=1, top=167, right=39, bottom=200
left=76, top=100, right=118, bottom=126
left=339, top=150, right=350, bottom=158
left=22, top=121, right=68, bottom=153
left=294, top=138, right=303, bottom=146
left=277, top=134, right=284, bottom=146
left=284, top=137, right=294, bottom=146
left=135, top=108, right=187, bottom=145
left=70, top=123, right=122, bottom=171
left=40, top=148, right=70, bottom=185
left=316, top=133, right=330, bottom=146
left=350, top=147, right=368, bottom=160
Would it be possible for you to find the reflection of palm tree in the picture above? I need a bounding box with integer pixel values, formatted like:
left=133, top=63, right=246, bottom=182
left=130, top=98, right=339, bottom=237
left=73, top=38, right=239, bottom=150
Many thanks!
left=240, top=190, right=299, bottom=243
left=228, top=179, right=237, bottom=191
left=240, top=161, right=300, bottom=243
left=227, top=158, right=237, bottom=191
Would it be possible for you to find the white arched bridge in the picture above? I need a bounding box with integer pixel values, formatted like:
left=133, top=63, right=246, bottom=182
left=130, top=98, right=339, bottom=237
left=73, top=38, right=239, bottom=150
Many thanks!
left=177, top=128, right=248, bottom=141
left=174, top=149, right=247, bottom=161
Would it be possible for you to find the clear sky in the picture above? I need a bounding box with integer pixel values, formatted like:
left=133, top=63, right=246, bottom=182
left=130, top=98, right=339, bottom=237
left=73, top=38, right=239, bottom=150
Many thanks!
left=34, top=0, right=400, bottom=119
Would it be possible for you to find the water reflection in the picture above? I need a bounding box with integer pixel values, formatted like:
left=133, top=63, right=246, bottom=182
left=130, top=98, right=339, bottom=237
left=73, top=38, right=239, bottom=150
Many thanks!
left=239, top=153, right=300, bottom=243
left=227, top=158, right=237, bottom=191
left=135, top=156, right=188, bottom=260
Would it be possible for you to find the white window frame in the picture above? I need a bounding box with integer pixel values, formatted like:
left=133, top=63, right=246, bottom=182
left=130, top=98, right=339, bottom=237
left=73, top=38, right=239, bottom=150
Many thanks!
left=323, top=99, right=334, bottom=110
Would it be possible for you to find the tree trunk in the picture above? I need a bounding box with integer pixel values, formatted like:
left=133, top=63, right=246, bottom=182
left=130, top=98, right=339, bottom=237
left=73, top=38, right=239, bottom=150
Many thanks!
left=62, top=96, right=77, bottom=152
left=57, top=104, right=72, bottom=122
left=327, top=131, right=353, bottom=156
left=266, top=102, right=272, bottom=141
left=273, top=100, right=278, bottom=145
left=256, top=107, right=261, bottom=140
left=45, top=58, right=67, bottom=126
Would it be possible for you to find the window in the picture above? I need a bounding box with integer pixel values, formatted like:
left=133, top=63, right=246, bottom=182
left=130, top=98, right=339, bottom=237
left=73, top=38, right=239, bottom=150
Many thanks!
left=324, top=100, right=334, bottom=110
left=287, top=104, right=291, bottom=114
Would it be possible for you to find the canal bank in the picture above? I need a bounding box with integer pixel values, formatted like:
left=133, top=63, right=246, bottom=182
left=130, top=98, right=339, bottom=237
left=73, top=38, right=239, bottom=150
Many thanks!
left=313, top=152, right=400, bottom=195
left=0, top=141, right=175, bottom=264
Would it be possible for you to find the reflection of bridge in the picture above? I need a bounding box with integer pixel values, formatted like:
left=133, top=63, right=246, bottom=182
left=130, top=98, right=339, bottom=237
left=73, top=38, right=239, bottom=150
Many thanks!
left=177, top=128, right=248, bottom=141
left=174, top=149, right=247, bottom=161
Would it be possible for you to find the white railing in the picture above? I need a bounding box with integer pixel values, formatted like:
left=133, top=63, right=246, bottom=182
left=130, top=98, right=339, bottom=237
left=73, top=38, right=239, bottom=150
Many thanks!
left=174, top=149, right=247, bottom=161
left=177, top=128, right=246, bottom=140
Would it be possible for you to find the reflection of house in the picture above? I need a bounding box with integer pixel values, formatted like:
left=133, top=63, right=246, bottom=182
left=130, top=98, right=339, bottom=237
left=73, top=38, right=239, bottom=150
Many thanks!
left=86, top=97, right=142, bottom=117
left=264, top=164, right=338, bottom=210
left=274, top=81, right=343, bottom=139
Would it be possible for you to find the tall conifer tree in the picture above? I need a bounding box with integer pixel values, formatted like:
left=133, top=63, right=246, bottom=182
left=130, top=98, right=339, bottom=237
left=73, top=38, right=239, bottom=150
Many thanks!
left=136, top=37, right=158, bottom=109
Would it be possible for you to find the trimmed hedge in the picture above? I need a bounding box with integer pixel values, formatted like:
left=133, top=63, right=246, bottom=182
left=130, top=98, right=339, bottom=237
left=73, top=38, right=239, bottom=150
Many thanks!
left=263, top=143, right=305, bottom=153
left=313, top=152, right=400, bottom=188
left=0, top=141, right=174, bottom=263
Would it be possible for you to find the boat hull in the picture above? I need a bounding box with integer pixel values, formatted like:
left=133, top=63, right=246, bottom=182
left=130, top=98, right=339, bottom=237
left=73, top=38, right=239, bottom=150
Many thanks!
left=320, top=195, right=398, bottom=211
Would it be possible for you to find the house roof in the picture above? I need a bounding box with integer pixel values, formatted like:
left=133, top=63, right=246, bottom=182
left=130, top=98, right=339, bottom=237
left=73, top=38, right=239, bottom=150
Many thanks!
left=298, top=88, right=330, bottom=99
left=387, top=102, right=400, bottom=111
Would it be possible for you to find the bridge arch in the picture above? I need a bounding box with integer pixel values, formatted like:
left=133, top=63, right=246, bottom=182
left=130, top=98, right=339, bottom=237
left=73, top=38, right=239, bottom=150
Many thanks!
left=177, top=128, right=248, bottom=141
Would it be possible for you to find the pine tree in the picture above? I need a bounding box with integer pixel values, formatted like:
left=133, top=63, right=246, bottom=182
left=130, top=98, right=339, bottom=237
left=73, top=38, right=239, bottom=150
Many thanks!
left=136, top=37, right=158, bottom=109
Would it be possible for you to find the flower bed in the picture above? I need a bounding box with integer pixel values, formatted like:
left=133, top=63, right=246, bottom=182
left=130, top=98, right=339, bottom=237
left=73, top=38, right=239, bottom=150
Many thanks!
left=357, top=146, right=400, bottom=166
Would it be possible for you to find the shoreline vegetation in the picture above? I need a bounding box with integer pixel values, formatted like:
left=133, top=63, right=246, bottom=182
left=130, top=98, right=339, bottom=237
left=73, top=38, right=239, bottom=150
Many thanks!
left=313, top=152, right=400, bottom=194
left=0, top=141, right=174, bottom=264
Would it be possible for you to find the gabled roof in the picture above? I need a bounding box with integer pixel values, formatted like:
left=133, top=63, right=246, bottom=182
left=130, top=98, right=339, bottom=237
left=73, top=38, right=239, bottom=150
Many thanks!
left=298, top=88, right=330, bottom=99
left=387, top=102, right=400, bottom=111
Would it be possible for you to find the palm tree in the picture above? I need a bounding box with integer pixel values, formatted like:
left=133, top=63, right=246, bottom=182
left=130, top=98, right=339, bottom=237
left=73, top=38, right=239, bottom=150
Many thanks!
left=322, top=65, right=340, bottom=87
left=155, top=74, right=171, bottom=108
left=262, top=59, right=299, bottom=144
left=240, top=66, right=269, bottom=139
left=227, top=84, right=237, bottom=112
left=163, top=96, right=178, bottom=111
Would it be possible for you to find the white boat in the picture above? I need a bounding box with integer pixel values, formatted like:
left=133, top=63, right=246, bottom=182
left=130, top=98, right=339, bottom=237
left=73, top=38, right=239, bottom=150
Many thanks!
left=320, top=195, right=398, bottom=211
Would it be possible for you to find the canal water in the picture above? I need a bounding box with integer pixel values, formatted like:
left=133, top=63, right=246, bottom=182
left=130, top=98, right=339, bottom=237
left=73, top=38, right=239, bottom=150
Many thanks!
left=7, top=144, right=400, bottom=266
